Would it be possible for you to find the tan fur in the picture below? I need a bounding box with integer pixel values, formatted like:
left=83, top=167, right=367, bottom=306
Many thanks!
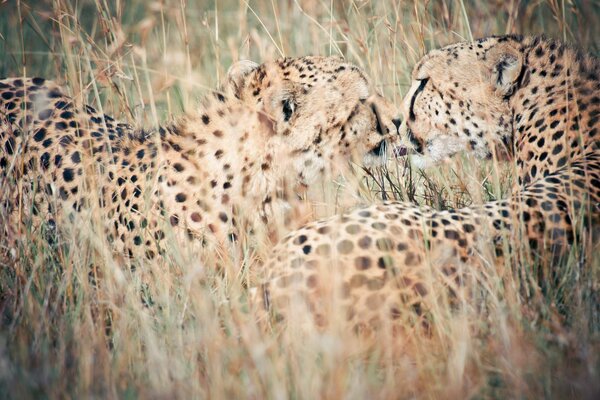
left=253, top=36, right=600, bottom=337
left=0, top=56, right=401, bottom=265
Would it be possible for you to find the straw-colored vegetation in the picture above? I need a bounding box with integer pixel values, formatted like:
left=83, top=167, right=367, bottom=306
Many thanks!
left=1, top=0, right=599, bottom=398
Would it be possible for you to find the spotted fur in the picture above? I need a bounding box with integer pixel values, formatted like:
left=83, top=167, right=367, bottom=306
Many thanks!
left=0, top=56, right=401, bottom=263
left=253, top=36, right=600, bottom=334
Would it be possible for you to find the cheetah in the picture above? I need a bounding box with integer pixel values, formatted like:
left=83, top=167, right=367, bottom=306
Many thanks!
left=0, top=56, right=401, bottom=264
left=252, top=36, right=600, bottom=335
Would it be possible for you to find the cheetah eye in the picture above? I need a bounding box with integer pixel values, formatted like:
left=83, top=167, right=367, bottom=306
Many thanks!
left=282, top=98, right=295, bottom=122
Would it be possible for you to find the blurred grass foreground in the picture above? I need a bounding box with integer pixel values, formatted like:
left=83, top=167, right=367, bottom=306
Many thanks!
left=1, top=1, right=599, bottom=398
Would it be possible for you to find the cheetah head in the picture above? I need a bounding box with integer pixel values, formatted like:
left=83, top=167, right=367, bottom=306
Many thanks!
left=224, top=56, right=402, bottom=183
left=401, top=36, right=526, bottom=168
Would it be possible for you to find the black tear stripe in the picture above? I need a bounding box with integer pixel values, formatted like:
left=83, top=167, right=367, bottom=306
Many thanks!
left=409, top=78, right=429, bottom=121
left=370, top=103, right=385, bottom=136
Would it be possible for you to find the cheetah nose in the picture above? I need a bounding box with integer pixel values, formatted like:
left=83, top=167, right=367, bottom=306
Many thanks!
left=393, top=145, right=408, bottom=157
left=392, top=118, right=402, bottom=132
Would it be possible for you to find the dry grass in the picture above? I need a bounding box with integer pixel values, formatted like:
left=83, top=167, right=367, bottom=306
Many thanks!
left=1, top=0, right=599, bottom=398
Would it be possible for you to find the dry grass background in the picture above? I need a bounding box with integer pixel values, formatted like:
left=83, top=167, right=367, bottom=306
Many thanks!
left=1, top=0, right=599, bottom=398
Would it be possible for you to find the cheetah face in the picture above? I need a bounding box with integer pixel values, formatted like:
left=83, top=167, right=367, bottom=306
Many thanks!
left=225, top=56, right=402, bottom=183
left=401, top=37, right=525, bottom=168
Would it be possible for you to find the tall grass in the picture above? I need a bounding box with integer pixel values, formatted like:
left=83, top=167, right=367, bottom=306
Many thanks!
left=1, top=0, right=599, bottom=398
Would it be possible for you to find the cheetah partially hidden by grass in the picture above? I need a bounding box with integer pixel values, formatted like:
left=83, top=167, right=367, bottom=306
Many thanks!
left=0, top=56, right=401, bottom=264
left=254, top=36, right=600, bottom=334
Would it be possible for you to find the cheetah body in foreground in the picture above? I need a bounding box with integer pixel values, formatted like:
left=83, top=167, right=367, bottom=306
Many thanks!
left=254, top=36, right=600, bottom=332
left=0, top=57, right=400, bottom=262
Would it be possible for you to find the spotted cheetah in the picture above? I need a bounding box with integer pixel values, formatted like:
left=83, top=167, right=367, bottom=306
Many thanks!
left=0, top=56, right=401, bottom=264
left=253, top=36, right=600, bottom=334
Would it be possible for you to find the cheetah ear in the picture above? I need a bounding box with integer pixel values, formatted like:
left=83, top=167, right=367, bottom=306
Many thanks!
left=226, top=60, right=260, bottom=97
left=491, top=50, right=523, bottom=99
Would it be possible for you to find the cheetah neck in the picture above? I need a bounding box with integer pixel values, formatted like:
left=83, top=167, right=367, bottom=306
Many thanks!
left=510, top=37, right=600, bottom=186
left=152, top=106, right=293, bottom=246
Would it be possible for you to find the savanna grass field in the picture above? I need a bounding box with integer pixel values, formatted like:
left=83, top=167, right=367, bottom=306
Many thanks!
left=1, top=0, right=600, bottom=398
